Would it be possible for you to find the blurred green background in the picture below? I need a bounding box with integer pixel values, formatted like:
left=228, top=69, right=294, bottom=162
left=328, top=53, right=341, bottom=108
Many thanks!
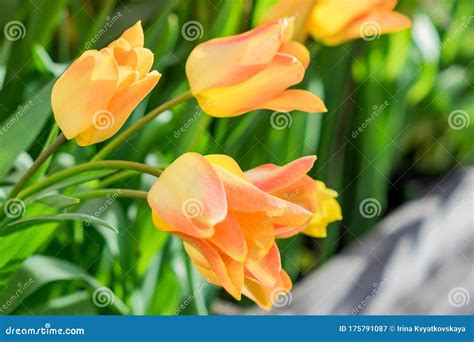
left=0, top=0, right=472, bottom=315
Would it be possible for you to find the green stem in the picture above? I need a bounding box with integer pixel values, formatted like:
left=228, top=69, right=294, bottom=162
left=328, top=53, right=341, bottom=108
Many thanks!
left=4, top=133, right=66, bottom=202
left=18, top=160, right=161, bottom=200
left=74, top=188, right=148, bottom=201
left=99, top=170, right=140, bottom=188
left=93, top=90, right=193, bottom=161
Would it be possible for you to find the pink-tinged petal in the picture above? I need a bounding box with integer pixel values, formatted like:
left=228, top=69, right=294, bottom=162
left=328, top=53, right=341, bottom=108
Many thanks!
left=186, top=19, right=294, bottom=94
left=279, top=41, right=310, bottom=69
left=208, top=213, right=248, bottom=262
left=52, top=50, right=118, bottom=141
left=274, top=223, right=307, bottom=239
left=245, top=243, right=281, bottom=287
left=242, top=269, right=292, bottom=310
left=117, top=21, right=144, bottom=48
left=232, top=211, right=275, bottom=262
left=256, top=89, right=327, bottom=113
left=269, top=200, right=313, bottom=227
left=211, top=163, right=290, bottom=213
left=245, top=155, right=316, bottom=193
left=196, top=53, right=305, bottom=117
left=75, top=70, right=160, bottom=146
left=256, top=1, right=316, bottom=41
left=183, top=238, right=243, bottom=300
left=147, top=153, right=227, bottom=238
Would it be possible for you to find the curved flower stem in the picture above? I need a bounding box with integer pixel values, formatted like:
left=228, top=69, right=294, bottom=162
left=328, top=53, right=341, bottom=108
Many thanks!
left=18, top=160, right=162, bottom=200
left=3, top=132, right=66, bottom=202
left=99, top=170, right=140, bottom=188
left=93, top=90, right=193, bottom=161
left=74, top=188, right=148, bottom=201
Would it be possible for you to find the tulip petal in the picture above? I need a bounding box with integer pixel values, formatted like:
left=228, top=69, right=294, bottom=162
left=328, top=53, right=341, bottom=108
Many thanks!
left=256, top=89, right=327, bottom=113
left=52, top=50, right=118, bottom=141
left=243, top=269, right=292, bottom=310
left=118, top=21, right=144, bottom=48
left=186, top=19, right=294, bottom=94
left=333, top=10, right=411, bottom=45
left=76, top=70, right=160, bottom=145
left=245, top=155, right=316, bottom=193
left=303, top=181, right=342, bottom=237
left=209, top=213, right=248, bottom=262
left=308, top=0, right=383, bottom=40
left=279, top=41, right=310, bottom=69
left=116, top=66, right=139, bottom=92
left=108, top=40, right=135, bottom=67
left=204, top=154, right=246, bottom=179
left=196, top=53, right=305, bottom=117
left=133, top=48, right=154, bottom=78
left=211, top=163, right=287, bottom=212
left=183, top=238, right=243, bottom=300
left=232, top=211, right=275, bottom=262
left=245, top=243, right=281, bottom=287
left=147, top=153, right=227, bottom=238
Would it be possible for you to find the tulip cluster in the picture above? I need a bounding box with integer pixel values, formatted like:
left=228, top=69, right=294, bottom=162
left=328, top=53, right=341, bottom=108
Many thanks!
left=147, top=153, right=340, bottom=309
left=46, top=0, right=410, bottom=310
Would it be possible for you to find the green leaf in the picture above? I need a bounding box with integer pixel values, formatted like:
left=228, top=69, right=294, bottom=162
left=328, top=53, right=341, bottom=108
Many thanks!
left=0, top=80, right=54, bottom=180
left=13, top=291, right=97, bottom=315
left=33, top=193, right=80, bottom=209
left=0, top=255, right=129, bottom=315
left=0, top=213, right=118, bottom=237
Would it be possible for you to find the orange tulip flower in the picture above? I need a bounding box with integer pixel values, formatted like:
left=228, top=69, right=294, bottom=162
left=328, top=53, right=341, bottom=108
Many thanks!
left=52, top=21, right=161, bottom=146
left=245, top=156, right=342, bottom=238
left=185, top=18, right=326, bottom=118
left=259, top=0, right=411, bottom=46
left=147, top=153, right=317, bottom=309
